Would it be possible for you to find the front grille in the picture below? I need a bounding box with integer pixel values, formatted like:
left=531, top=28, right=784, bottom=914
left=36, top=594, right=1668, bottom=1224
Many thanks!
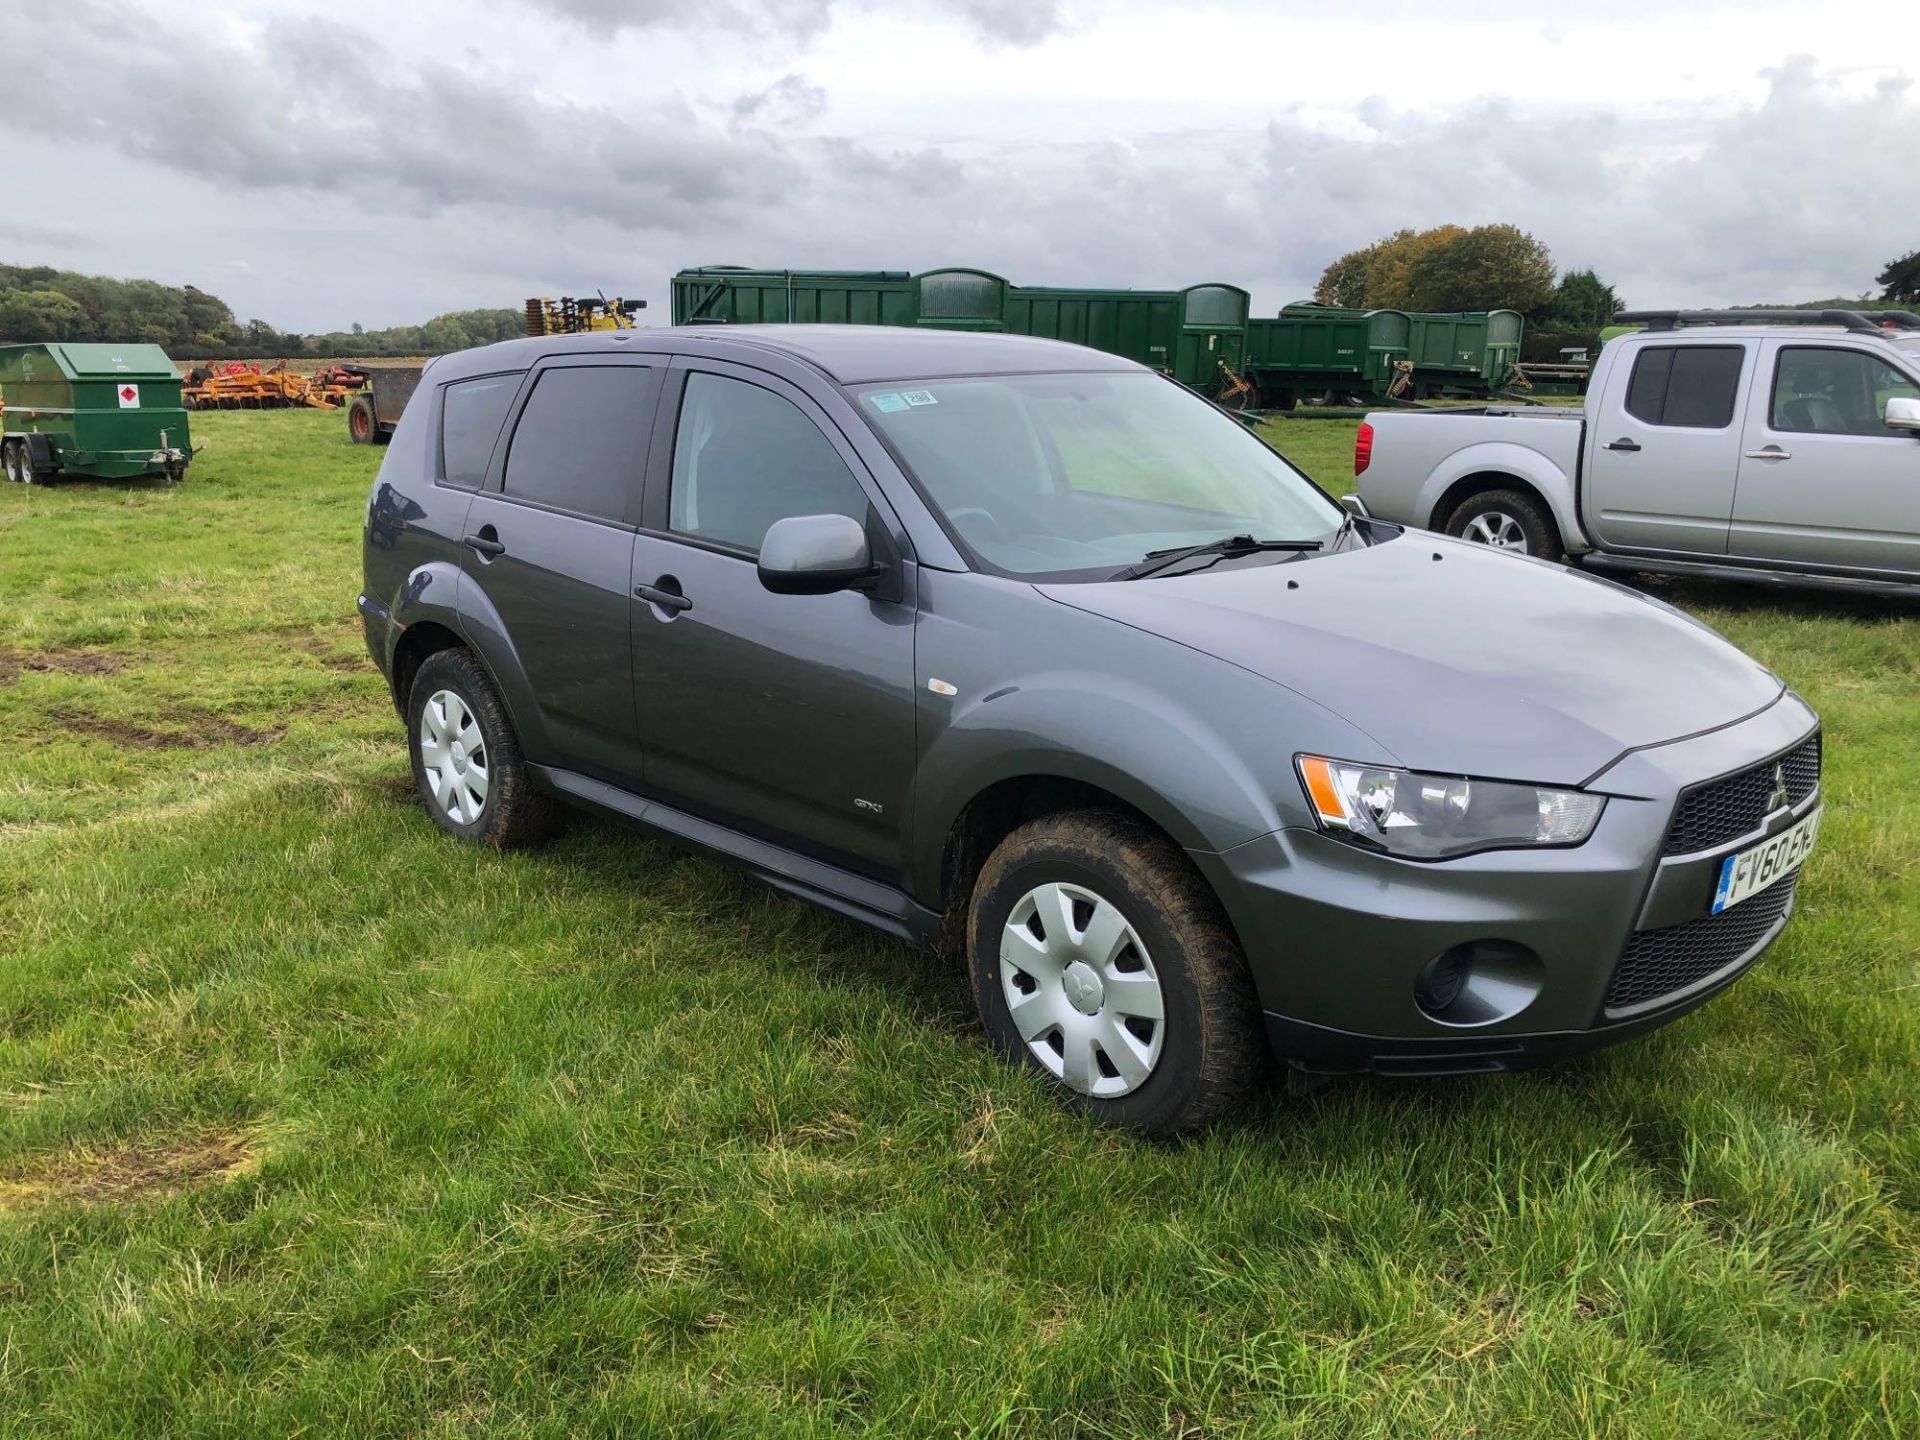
left=1662, top=734, right=1821, bottom=856
left=1604, top=872, right=1799, bottom=1013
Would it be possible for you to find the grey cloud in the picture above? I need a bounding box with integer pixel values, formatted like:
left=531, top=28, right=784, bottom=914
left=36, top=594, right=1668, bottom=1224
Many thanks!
left=4, top=2, right=1911, bottom=332
left=513, top=0, right=1072, bottom=47
left=732, top=74, right=829, bottom=127
left=512, top=0, right=836, bottom=42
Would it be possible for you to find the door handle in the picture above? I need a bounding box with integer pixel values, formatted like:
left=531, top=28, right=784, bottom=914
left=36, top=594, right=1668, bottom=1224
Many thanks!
left=1605, top=438, right=1642, bottom=453
left=1744, top=447, right=1792, bottom=460
left=634, top=582, right=692, bottom=614
left=463, top=528, right=506, bottom=557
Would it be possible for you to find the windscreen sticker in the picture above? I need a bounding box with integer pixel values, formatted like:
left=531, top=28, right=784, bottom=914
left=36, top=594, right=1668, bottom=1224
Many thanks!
left=901, top=389, right=938, bottom=407
left=869, top=391, right=910, bottom=413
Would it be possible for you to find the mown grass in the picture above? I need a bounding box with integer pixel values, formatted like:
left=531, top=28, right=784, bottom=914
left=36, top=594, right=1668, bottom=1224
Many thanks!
left=0, top=410, right=1915, bottom=1437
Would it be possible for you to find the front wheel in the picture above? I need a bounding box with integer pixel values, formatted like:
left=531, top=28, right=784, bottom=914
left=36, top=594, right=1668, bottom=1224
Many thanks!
left=407, top=648, right=558, bottom=848
left=1444, top=488, right=1563, bottom=561
left=969, top=811, right=1264, bottom=1136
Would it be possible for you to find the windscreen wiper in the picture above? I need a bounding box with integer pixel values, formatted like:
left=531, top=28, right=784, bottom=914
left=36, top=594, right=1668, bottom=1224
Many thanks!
left=1114, top=533, right=1321, bottom=581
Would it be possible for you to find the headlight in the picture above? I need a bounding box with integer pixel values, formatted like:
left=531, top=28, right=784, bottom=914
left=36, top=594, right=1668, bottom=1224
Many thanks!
left=1296, top=755, right=1604, bottom=860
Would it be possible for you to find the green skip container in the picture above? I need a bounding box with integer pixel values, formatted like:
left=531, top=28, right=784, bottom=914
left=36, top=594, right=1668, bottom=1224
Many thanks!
left=0, top=341, right=192, bottom=483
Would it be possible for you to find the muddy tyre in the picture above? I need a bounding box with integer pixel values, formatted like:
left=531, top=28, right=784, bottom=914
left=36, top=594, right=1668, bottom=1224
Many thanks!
left=969, top=810, right=1265, bottom=1136
left=1444, top=487, right=1563, bottom=561
left=406, top=648, right=558, bottom=849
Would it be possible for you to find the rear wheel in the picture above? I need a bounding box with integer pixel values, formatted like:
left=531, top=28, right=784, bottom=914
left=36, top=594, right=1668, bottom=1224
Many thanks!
left=969, top=810, right=1264, bottom=1136
left=406, top=648, right=558, bottom=849
left=1445, top=487, right=1563, bottom=561
left=1, top=439, right=22, bottom=484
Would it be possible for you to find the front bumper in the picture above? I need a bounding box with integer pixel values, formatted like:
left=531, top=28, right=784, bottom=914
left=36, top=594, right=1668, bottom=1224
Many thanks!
left=1193, top=692, right=1820, bottom=1075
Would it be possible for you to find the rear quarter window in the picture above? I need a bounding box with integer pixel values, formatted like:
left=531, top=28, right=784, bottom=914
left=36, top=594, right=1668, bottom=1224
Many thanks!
left=1623, top=345, right=1745, bottom=429
left=439, top=373, right=522, bottom=489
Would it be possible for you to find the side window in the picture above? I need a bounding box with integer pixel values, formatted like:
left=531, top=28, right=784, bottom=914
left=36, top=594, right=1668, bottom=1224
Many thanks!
left=669, top=372, right=871, bottom=553
left=1623, top=345, right=1744, bottom=429
left=439, top=373, right=521, bottom=489
left=1771, top=347, right=1920, bottom=437
left=502, top=366, right=653, bottom=521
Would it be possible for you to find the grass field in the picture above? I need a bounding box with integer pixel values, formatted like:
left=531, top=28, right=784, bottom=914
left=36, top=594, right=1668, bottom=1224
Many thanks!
left=1, top=410, right=1916, bottom=1437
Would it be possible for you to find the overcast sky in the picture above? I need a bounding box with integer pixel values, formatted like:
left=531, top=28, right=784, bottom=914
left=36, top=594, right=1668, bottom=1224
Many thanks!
left=10, top=0, right=1915, bottom=330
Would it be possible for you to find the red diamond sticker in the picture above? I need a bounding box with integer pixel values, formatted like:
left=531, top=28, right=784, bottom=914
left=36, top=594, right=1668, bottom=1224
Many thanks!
left=118, top=383, right=140, bottom=408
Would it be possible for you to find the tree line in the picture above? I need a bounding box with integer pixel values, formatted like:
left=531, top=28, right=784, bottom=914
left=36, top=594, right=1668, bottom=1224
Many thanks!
left=1313, top=227, right=1920, bottom=339
left=0, top=263, right=523, bottom=358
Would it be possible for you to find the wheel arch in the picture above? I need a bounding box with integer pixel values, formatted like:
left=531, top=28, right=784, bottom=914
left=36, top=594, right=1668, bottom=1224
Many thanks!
left=928, top=769, right=1231, bottom=956
left=1416, top=442, right=1587, bottom=552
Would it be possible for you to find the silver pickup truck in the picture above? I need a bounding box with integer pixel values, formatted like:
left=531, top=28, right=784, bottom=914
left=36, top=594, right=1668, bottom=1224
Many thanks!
left=1351, top=309, right=1920, bottom=594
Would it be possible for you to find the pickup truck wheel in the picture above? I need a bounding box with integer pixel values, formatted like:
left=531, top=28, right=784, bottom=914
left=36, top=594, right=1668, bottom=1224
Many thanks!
left=1445, top=489, right=1563, bottom=561
left=407, top=648, right=558, bottom=849
left=969, top=810, right=1264, bottom=1136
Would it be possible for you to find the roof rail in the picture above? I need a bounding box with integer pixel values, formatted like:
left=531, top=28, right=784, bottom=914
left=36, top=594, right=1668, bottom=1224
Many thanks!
left=1614, top=308, right=1920, bottom=336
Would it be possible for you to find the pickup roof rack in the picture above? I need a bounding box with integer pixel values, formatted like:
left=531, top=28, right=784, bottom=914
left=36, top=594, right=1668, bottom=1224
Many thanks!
left=1615, top=308, right=1920, bottom=336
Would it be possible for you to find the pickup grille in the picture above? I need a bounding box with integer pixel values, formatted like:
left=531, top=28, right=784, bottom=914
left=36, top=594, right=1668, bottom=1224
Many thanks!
left=1604, top=872, right=1799, bottom=1014
left=1662, top=734, right=1820, bottom=857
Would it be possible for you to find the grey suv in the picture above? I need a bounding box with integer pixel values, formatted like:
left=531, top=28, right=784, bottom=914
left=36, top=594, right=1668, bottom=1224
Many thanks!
left=360, top=326, right=1822, bottom=1134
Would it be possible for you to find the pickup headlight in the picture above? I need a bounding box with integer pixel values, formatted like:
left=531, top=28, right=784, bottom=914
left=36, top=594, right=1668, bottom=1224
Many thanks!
left=1296, top=755, right=1605, bottom=860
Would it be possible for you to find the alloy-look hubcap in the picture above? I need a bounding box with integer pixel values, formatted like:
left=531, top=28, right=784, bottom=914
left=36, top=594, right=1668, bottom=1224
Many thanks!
left=1000, top=881, right=1165, bottom=1098
left=1462, top=512, right=1529, bottom=551
left=419, top=688, right=489, bottom=824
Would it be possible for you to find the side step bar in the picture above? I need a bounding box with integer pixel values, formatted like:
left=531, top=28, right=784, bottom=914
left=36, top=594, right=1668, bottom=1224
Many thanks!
left=1575, top=551, right=1920, bottom=599
left=530, top=765, right=944, bottom=946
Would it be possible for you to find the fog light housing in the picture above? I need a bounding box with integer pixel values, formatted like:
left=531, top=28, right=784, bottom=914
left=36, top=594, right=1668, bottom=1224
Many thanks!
left=1415, top=940, right=1544, bottom=1027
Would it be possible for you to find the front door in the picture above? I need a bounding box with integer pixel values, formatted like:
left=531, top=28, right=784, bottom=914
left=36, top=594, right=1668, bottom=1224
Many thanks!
left=1584, top=340, right=1753, bottom=554
left=630, top=362, right=917, bottom=874
left=458, top=359, right=661, bottom=784
left=1729, top=341, right=1920, bottom=576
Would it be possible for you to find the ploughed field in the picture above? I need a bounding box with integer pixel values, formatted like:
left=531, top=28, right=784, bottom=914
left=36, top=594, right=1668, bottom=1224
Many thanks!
left=0, top=409, right=1914, bottom=1437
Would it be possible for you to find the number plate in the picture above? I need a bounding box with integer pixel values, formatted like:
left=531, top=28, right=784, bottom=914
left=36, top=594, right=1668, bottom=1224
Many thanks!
left=1712, top=808, right=1820, bottom=915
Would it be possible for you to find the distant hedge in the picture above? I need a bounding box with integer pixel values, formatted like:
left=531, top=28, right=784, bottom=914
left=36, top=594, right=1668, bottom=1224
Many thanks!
left=0, top=262, right=521, bottom=358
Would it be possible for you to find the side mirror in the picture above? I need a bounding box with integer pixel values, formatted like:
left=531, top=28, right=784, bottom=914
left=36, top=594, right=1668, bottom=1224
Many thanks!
left=1885, top=395, right=1920, bottom=434
left=757, top=513, right=878, bottom=595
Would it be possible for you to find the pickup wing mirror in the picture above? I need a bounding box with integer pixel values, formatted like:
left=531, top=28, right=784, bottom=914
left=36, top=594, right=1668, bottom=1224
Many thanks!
left=757, top=513, right=879, bottom=595
left=1884, top=395, right=1920, bottom=434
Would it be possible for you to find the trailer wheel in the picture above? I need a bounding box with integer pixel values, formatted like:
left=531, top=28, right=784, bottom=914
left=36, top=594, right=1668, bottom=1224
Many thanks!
left=1, top=439, right=21, bottom=484
left=347, top=398, right=376, bottom=445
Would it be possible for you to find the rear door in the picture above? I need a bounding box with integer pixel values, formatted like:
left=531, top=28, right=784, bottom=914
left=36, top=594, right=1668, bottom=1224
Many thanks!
left=1584, top=339, right=1752, bottom=554
left=1729, top=341, right=1920, bottom=576
left=629, top=359, right=918, bottom=874
left=458, top=357, right=661, bottom=785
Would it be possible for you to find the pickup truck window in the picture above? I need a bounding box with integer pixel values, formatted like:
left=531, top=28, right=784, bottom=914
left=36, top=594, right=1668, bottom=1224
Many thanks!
left=1771, top=347, right=1920, bottom=437
left=1624, top=345, right=1744, bottom=429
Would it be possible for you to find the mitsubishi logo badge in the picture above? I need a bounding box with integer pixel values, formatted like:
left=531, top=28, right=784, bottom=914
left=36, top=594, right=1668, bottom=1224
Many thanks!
left=1765, top=763, right=1789, bottom=814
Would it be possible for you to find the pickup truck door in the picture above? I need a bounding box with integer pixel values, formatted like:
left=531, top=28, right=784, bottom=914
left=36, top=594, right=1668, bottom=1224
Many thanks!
left=1729, top=340, right=1920, bottom=576
left=1583, top=340, right=1753, bottom=554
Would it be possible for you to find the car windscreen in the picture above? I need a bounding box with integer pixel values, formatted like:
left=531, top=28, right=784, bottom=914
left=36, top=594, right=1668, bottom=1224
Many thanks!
left=852, top=372, right=1343, bottom=579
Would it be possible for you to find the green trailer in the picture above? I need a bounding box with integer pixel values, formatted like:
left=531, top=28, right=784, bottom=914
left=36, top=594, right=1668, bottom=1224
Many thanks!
left=0, top=342, right=191, bottom=484
left=1003, top=282, right=1248, bottom=394
left=1174, top=283, right=1250, bottom=393
left=1243, top=304, right=1413, bottom=409
left=1406, top=309, right=1525, bottom=395
left=670, top=266, right=1008, bottom=330
left=1005, top=286, right=1181, bottom=373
